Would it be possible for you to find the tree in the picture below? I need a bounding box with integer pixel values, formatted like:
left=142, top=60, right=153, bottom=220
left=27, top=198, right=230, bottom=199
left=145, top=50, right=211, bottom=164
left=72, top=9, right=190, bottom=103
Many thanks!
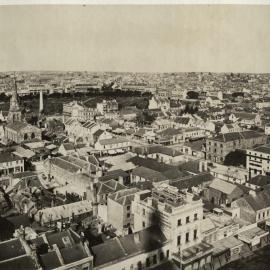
left=224, top=150, right=246, bottom=167
left=136, top=111, right=156, bottom=126
left=187, top=91, right=199, bottom=99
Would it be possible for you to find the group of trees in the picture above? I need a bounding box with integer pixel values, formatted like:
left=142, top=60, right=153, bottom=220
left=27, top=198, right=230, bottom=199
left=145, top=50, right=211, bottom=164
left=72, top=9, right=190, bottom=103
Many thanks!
left=224, top=149, right=246, bottom=167
left=186, top=91, right=199, bottom=99
left=136, top=111, right=157, bottom=126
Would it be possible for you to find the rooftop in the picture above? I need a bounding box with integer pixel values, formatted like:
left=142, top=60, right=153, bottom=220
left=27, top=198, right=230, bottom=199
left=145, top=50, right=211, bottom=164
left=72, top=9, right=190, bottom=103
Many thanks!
left=212, top=130, right=264, bottom=143
left=0, top=152, right=22, bottom=163
left=91, top=226, right=167, bottom=267
left=0, top=238, right=25, bottom=262
left=252, top=144, right=270, bottom=155
left=209, top=179, right=239, bottom=195
left=249, top=175, right=270, bottom=187
left=0, top=255, right=38, bottom=270
left=213, top=236, right=243, bottom=255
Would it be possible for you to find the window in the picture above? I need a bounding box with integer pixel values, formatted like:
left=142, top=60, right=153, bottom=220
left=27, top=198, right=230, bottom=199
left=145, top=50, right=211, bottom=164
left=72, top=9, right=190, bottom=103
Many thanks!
left=186, top=216, right=190, bottom=224
left=194, top=213, right=198, bottom=221
left=186, top=232, right=189, bottom=243
left=143, top=209, right=146, bottom=216
left=137, top=261, right=142, bottom=270
left=146, top=258, right=150, bottom=267
left=127, top=205, right=130, bottom=211
left=194, top=229, right=198, bottom=240
left=177, top=219, right=182, bottom=226
left=153, top=255, right=157, bottom=264
left=177, top=235, right=181, bottom=246
left=142, top=221, right=145, bottom=228
left=127, top=213, right=131, bottom=218
left=160, top=252, right=164, bottom=261
left=166, top=250, right=170, bottom=258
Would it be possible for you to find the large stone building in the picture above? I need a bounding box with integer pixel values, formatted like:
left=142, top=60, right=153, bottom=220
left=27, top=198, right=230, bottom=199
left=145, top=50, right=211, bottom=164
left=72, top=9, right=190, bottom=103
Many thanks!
left=96, top=99, right=118, bottom=115
left=148, top=95, right=170, bottom=112
left=132, top=184, right=213, bottom=270
left=246, top=144, right=270, bottom=178
left=63, top=101, right=97, bottom=122
left=206, top=131, right=267, bottom=164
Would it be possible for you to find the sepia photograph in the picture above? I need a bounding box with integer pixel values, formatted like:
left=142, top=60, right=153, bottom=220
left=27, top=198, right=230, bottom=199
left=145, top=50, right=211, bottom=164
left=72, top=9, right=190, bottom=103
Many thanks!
left=0, top=1, right=270, bottom=269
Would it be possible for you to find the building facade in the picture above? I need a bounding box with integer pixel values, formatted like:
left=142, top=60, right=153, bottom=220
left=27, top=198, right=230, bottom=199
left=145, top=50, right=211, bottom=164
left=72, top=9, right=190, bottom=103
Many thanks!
left=246, top=144, right=270, bottom=178
left=206, top=131, right=267, bottom=164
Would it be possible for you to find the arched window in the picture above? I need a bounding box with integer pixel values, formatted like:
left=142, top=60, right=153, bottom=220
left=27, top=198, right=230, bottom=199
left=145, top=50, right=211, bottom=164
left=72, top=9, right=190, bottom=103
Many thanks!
left=24, top=133, right=28, bottom=140
left=31, top=132, right=35, bottom=139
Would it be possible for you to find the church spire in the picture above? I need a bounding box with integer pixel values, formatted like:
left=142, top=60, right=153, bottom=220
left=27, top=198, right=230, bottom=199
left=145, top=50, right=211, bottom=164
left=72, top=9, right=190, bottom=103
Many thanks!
left=8, top=74, right=21, bottom=123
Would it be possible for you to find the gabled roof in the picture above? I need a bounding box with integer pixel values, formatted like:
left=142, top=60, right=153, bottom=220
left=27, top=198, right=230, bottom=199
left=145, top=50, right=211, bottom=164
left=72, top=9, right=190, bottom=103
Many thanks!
left=209, top=179, right=239, bottom=195
left=6, top=121, right=40, bottom=133
left=96, top=179, right=126, bottom=195
left=236, top=188, right=270, bottom=211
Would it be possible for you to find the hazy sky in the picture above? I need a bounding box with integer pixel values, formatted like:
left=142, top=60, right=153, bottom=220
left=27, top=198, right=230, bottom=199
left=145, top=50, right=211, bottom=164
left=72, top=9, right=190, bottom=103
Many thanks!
left=0, top=5, right=270, bottom=73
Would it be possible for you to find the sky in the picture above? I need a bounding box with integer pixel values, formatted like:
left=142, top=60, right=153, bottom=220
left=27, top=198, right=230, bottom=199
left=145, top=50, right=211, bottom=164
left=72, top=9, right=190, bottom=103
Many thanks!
left=0, top=5, right=270, bottom=73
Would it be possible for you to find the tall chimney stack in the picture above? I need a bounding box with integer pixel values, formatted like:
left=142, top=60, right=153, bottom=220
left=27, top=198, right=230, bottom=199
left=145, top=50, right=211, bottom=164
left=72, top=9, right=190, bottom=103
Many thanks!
left=39, top=90, right=44, bottom=114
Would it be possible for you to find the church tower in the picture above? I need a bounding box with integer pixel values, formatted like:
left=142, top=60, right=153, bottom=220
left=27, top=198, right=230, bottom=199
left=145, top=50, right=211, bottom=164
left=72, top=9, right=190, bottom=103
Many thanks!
left=8, top=77, right=21, bottom=123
